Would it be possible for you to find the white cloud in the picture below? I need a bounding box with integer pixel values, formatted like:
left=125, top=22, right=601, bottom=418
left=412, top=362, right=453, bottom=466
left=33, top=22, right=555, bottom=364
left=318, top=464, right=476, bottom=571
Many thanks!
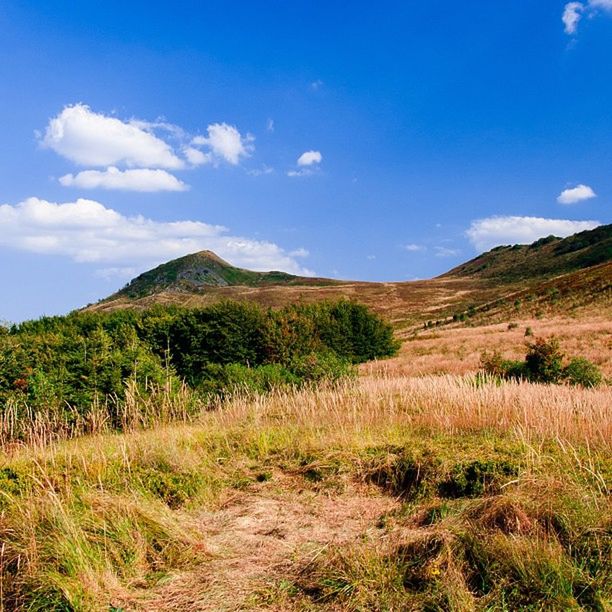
left=59, top=167, right=188, bottom=192
left=248, top=165, right=274, bottom=177
left=310, top=80, right=324, bottom=91
left=563, top=2, right=584, bottom=34
left=590, top=0, right=612, bottom=9
left=563, top=0, right=612, bottom=34
left=287, top=169, right=312, bottom=177
left=41, top=104, right=185, bottom=169
left=557, top=184, right=596, bottom=204
left=266, top=118, right=275, bottom=132
left=434, top=246, right=461, bottom=258
left=191, top=123, right=253, bottom=165
left=288, top=150, right=323, bottom=177
left=404, top=243, right=425, bottom=252
left=0, top=197, right=313, bottom=276
left=183, top=147, right=212, bottom=166
left=297, top=150, right=322, bottom=166
left=466, top=216, right=601, bottom=251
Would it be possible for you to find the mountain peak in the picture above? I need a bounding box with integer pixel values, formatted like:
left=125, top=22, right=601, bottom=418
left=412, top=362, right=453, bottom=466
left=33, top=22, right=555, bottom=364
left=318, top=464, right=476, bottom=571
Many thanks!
left=193, top=250, right=232, bottom=267
left=109, top=250, right=333, bottom=300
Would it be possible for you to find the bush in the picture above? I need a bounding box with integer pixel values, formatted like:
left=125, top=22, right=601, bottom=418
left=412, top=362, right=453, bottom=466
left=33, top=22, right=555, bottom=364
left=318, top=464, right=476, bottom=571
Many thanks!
left=289, top=351, right=355, bottom=384
left=0, top=300, right=391, bottom=435
left=196, top=362, right=300, bottom=398
left=480, top=352, right=525, bottom=381
left=480, top=337, right=603, bottom=388
left=563, top=357, right=603, bottom=388
left=524, top=337, right=564, bottom=383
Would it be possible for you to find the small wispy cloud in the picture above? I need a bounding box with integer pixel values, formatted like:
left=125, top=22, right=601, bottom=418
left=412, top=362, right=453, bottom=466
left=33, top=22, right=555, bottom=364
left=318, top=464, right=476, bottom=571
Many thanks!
left=403, top=243, right=426, bottom=252
left=287, top=150, right=323, bottom=177
left=191, top=123, right=254, bottom=165
left=563, top=2, right=585, bottom=34
left=247, top=165, right=274, bottom=177
left=434, top=246, right=461, bottom=258
left=297, top=151, right=322, bottom=167
left=562, top=0, right=612, bottom=35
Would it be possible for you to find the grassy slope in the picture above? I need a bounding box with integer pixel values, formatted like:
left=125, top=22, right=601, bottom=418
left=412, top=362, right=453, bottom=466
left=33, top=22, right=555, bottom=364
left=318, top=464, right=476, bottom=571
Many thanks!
left=110, top=250, right=339, bottom=300
left=93, top=225, right=612, bottom=333
left=442, top=223, right=612, bottom=282
left=0, top=377, right=609, bottom=610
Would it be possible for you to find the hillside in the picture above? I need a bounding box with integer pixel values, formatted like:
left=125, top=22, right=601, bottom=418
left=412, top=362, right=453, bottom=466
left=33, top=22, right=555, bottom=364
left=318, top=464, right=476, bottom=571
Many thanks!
left=442, top=223, right=612, bottom=282
left=112, top=250, right=339, bottom=299
left=91, top=225, right=612, bottom=331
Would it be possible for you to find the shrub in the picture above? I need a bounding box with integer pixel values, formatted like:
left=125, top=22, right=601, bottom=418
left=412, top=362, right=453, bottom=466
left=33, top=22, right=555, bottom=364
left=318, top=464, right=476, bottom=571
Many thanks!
left=563, top=357, right=602, bottom=388
left=524, top=337, right=564, bottom=383
left=480, top=337, right=603, bottom=388
left=289, top=351, right=355, bottom=384
left=480, top=352, right=526, bottom=381
left=197, top=362, right=300, bottom=398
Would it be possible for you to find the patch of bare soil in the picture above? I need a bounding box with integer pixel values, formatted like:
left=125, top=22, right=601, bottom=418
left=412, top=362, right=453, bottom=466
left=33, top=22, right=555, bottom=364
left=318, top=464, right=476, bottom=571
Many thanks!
left=135, top=475, right=398, bottom=611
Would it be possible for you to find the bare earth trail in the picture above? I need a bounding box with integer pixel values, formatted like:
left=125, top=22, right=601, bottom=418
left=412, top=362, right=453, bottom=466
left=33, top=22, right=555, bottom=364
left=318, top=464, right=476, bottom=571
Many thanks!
left=134, top=476, right=399, bottom=611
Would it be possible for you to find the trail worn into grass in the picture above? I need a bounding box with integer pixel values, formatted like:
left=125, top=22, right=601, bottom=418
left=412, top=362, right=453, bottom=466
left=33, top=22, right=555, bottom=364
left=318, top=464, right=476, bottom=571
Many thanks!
left=138, top=475, right=398, bottom=611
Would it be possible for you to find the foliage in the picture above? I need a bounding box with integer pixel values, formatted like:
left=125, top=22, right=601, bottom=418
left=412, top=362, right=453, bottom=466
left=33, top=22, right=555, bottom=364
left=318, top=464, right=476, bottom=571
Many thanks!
left=480, top=336, right=603, bottom=387
left=563, top=357, right=604, bottom=388
left=0, top=300, right=396, bottom=438
left=524, top=336, right=565, bottom=383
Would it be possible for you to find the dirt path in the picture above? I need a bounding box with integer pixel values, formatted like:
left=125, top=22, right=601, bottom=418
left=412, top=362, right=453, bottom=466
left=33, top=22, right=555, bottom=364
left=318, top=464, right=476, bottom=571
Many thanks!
left=136, top=476, right=398, bottom=611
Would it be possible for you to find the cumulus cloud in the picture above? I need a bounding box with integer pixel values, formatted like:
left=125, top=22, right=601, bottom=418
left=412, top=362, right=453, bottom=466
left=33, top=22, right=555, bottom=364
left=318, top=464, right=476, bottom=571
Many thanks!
left=287, top=150, right=323, bottom=177
left=41, top=104, right=185, bottom=169
left=0, top=197, right=313, bottom=275
left=191, top=123, right=253, bottom=165
left=183, top=147, right=212, bottom=167
left=297, top=150, right=322, bottom=167
left=59, top=167, right=188, bottom=192
left=466, top=216, right=601, bottom=251
left=41, top=105, right=256, bottom=187
left=557, top=184, right=596, bottom=204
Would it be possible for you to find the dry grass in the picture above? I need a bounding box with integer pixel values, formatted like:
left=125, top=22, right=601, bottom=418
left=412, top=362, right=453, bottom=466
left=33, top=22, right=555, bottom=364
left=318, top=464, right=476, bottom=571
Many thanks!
left=0, top=372, right=609, bottom=609
left=368, top=315, right=612, bottom=377
left=89, top=276, right=508, bottom=331
left=213, top=374, right=611, bottom=449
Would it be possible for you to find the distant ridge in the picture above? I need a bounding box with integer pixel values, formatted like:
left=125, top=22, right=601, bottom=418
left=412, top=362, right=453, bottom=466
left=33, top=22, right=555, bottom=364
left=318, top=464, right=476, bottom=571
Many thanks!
left=111, top=250, right=338, bottom=300
left=442, top=224, right=612, bottom=282
left=92, top=225, right=611, bottom=329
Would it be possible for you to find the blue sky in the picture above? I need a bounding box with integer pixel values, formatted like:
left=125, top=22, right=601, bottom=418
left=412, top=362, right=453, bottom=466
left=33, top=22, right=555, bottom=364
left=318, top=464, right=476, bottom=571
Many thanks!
left=0, top=1, right=610, bottom=321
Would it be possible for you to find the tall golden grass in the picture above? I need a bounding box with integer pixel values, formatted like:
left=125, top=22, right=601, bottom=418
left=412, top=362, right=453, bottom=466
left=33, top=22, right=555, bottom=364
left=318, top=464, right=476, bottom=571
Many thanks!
left=0, top=372, right=609, bottom=609
left=373, top=316, right=612, bottom=377
left=216, top=374, right=611, bottom=449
